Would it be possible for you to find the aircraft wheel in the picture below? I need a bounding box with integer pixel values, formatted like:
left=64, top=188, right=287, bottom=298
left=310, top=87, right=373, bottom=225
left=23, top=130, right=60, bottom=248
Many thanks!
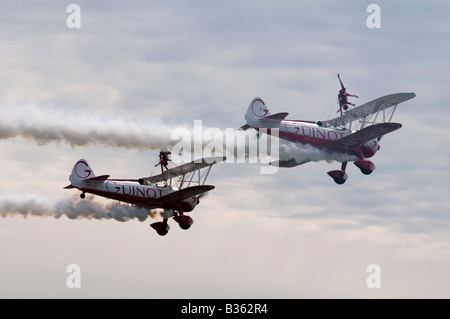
left=360, top=168, right=373, bottom=175
left=80, top=192, right=86, bottom=199
left=333, top=177, right=346, bottom=185
left=328, top=170, right=348, bottom=185
left=174, top=215, right=193, bottom=230
left=179, top=223, right=191, bottom=230
left=156, top=229, right=169, bottom=236
left=150, top=221, right=170, bottom=236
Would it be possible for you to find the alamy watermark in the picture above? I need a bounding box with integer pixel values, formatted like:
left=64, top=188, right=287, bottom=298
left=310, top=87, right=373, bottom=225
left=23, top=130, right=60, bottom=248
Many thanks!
left=66, top=4, right=81, bottom=29
left=366, top=264, right=381, bottom=289
left=66, top=264, right=81, bottom=288
left=170, top=120, right=280, bottom=175
left=366, top=4, right=381, bottom=29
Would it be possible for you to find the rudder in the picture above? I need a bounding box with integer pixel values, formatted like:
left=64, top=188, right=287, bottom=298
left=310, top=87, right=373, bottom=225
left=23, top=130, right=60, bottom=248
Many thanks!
left=68, top=159, right=96, bottom=188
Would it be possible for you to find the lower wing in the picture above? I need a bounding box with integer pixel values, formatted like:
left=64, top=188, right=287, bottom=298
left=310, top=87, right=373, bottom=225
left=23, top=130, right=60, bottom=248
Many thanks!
left=159, top=185, right=215, bottom=204
left=327, top=122, right=402, bottom=148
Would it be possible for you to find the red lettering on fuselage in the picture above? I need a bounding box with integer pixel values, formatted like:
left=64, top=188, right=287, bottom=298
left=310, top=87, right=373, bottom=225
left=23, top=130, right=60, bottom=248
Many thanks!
left=106, top=181, right=120, bottom=193
left=282, top=122, right=345, bottom=143
left=105, top=181, right=165, bottom=199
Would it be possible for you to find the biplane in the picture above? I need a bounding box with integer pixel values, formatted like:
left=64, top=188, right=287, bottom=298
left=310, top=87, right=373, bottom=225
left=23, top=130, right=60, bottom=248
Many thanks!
left=64, top=152, right=226, bottom=235
left=242, top=74, right=416, bottom=184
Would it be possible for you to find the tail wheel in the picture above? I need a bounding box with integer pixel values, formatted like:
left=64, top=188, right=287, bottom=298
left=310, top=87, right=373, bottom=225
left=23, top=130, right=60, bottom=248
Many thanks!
left=80, top=192, right=86, bottom=199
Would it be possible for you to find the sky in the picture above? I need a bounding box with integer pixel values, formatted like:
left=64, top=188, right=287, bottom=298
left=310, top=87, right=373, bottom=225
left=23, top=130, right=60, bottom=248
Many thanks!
left=1, top=0, right=450, bottom=298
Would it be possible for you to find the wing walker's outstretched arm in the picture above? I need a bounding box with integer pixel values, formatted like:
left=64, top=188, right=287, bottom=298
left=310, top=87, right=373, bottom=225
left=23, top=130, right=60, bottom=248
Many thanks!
left=337, top=73, right=358, bottom=115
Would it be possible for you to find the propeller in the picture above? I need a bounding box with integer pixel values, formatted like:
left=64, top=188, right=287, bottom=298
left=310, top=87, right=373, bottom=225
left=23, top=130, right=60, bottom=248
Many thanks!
left=196, top=192, right=209, bottom=204
left=149, top=208, right=176, bottom=219
left=149, top=209, right=164, bottom=219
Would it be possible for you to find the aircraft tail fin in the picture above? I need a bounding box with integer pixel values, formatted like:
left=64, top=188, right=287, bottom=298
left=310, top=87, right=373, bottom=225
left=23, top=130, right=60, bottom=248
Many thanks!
left=65, top=159, right=96, bottom=189
left=245, top=97, right=288, bottom=128
left=245, top=97, right=271, bottom=127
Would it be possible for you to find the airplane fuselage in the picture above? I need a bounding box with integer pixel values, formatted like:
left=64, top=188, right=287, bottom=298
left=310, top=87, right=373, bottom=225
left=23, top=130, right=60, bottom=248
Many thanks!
left=279, top=120, right=350, bottom=146
left=254, top=119, right=379, bottom=158
left=79, top=180, right=197, bottom=212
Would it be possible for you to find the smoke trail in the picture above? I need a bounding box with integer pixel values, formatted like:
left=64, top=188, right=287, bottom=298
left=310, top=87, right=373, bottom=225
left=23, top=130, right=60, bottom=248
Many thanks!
left=0, top=103, right=179, bottom=150
left=1, top=103, right=352, bottom=165
left=279, top=140, right=357, bottom=164
left=0, top=193, right=152, bottom=222
left=0, top=103, right=276, bottom=162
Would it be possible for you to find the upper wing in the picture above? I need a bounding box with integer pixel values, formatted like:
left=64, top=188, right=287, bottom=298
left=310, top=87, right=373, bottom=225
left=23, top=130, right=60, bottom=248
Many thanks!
left=158, top=185, right=215, bottom=204
left=320, top=93, right=415, bottom=128
left=140, top=156, right=226, bottom=184
left=327, top=122, right=402, bottom=148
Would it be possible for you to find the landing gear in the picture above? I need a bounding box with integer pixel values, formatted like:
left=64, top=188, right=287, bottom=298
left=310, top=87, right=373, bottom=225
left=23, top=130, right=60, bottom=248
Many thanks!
left=327, top=159, right=376, bottom=184
left=80, top=192, right=86, bottom=199
left=354, top=160, right=375, bottom=175
left=149, top=207, right=194, bottom=236
left=327, top=162, right=348, bottom=185
left=173, top=215, right=194, bottom=230
left=327, top=170, right=348, bottom=185
left=150, top=219, right=170, bottom=236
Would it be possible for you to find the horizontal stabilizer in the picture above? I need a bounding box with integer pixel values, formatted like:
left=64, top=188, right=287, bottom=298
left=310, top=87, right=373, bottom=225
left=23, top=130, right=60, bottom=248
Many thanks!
left=259, top=112, right=289, bottom=127
left=238, top=124, right=252, bottom=131
left=270, top=159, right=310, bottom=168
left=84, top=175, right=110, bottom=182
left=328, top=123, right=402, bottom=148
left=159, top=185, right=215, bottom=203
left=64, top=174, right=109, bottom=189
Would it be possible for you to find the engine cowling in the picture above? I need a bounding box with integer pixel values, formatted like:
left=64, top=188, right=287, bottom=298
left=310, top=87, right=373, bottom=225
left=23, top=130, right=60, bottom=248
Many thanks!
left=179, top=197, right=198, bottom=212
left=362, top=139, right=380, bottom=158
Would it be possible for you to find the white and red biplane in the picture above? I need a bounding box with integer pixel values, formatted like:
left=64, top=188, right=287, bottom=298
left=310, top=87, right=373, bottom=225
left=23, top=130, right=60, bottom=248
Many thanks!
left=242, top=75, right=415, bottom=184
left=64, top=152, right=225, bottom=235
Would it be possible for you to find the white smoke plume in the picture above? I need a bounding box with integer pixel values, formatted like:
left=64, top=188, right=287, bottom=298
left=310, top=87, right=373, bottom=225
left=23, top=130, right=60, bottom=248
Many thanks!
left=0, top=193, right=152, bottom=222
left=279, top=140, right=357, bottom=164
left=0, top=102, right=277, bottom=162
left=0, top=103, right=179, bottom=150
left=0, top=102, right=350, bottom=166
